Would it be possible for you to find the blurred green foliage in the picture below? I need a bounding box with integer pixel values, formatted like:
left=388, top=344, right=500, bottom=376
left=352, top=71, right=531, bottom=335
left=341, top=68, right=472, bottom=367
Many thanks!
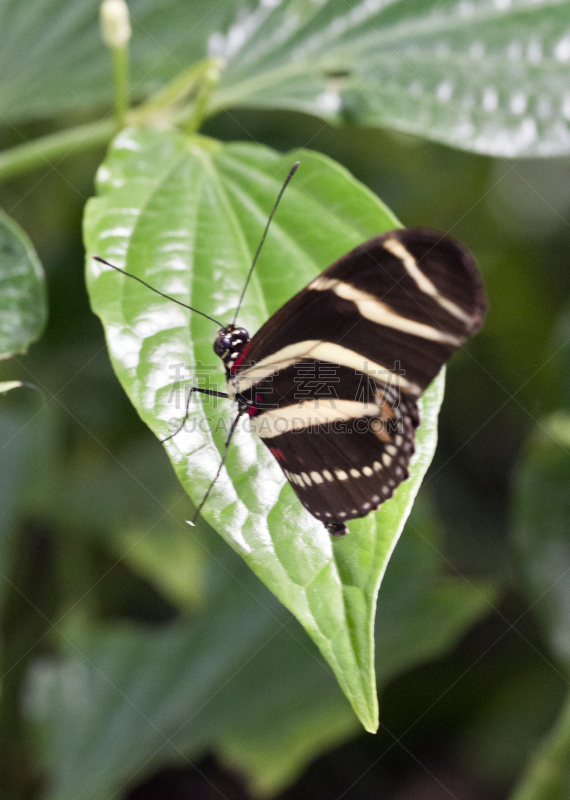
left=2, top=1, right=570, bottom=799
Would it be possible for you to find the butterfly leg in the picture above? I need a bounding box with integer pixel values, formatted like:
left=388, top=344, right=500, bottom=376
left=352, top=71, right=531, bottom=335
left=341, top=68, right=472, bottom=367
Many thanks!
left=161, top=386, right=229, bottom=443
left=188, top=410, right=244, bottom=525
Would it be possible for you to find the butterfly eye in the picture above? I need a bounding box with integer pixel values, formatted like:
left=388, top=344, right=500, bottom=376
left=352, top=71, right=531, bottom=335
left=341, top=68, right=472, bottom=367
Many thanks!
left=213, top=335, right=231, bottom=357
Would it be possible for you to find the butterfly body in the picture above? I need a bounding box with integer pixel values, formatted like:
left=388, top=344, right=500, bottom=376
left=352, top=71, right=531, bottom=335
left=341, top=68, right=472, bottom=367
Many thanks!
left=214, top=227, right=487, bottom=536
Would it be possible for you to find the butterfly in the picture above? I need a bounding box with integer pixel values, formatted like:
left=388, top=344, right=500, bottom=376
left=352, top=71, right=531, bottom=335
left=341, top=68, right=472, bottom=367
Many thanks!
left=95, top=164, right=487, bottom=536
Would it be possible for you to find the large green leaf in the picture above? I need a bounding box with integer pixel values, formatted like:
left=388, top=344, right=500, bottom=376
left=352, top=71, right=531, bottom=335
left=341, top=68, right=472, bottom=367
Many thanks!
left=0, top=208, right=46, bottom=358
left=2, top=0, right=570, bottom=157
left=84, top=130, right=446, bottom=730
left=208, top=0, right=570, bottom=158
left=29, top=500, right=493, bottom=800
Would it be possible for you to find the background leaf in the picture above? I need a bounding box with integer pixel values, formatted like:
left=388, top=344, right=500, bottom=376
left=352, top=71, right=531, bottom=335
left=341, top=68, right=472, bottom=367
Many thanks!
left=513, top=307, right=570, bottom=666
left=84, top=130, right=446, bottom=730
left=509, top=306, right=570, bottom=800
left=29, top=499, right=493, bottom=800
left=0, top=208, right=47, bottom=359
left=1, top=0, right=569, bottom=156
left=208, top=0, right=570, bottom=158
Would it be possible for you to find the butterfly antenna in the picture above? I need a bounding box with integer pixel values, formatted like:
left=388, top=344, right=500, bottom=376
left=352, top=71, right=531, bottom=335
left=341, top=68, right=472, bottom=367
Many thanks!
left=232, top=161, right=300, bottom=326
left=187, top=411, right=243, bottom=526
left=93, top=256, right=225, bottom=328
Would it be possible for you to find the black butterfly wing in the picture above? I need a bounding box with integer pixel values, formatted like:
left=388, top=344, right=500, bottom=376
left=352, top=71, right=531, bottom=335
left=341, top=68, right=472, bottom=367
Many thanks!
left=230, top=228, right=487, bottom=532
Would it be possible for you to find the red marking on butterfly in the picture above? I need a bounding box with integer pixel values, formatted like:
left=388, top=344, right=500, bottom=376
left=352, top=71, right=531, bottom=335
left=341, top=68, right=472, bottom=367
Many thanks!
left=231, top=342, right=252, bottom=373
left=247, top=393, right=264, bottom=417
left=269, top=446, right=285, bottom=462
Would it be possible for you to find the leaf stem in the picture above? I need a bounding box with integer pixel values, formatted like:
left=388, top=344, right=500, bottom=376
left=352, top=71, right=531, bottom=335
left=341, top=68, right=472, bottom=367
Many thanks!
left=136, top=58, right=223, bottom=122
left=100, top=0, right=132, bottom=126
left=0, top=56, right=225, bottom=184
left=509, top=687, right=570, bottom=800
left=182, top=58, right=225, bottom=133
left=0, top=119, right=117, bottom=183
left=112, top=43, right=130, bottom=126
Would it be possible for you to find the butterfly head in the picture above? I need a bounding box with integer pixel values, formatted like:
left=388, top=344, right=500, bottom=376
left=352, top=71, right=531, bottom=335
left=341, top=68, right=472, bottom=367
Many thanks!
left=213, top=325, right=251, bottom=371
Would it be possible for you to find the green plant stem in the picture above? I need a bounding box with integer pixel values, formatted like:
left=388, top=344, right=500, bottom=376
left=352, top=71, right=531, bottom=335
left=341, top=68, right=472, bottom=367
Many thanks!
left=182, top=58, right=225, bottom=133
left=0, top=57, right=225, bottom=184
left=0, top=119, right=117, bottom=183
left=112, top=44, right=130, bottom=126
left=136, top=58, right=220, bottom=121
left=509, top=687, right=570, bottom=800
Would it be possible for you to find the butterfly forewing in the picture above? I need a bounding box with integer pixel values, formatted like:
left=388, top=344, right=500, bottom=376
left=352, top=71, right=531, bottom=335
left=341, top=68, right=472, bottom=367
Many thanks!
left=232, top=227, right=487, bottom=534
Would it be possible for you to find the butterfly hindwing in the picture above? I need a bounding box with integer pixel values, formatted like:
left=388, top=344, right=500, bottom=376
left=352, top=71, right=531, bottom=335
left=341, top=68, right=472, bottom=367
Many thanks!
left=249, top=368, right=419, bottom=529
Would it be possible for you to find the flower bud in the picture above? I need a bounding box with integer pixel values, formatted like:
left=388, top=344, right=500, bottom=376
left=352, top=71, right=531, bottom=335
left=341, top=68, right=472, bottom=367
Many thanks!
left=100, top=0, right=131, bottom=49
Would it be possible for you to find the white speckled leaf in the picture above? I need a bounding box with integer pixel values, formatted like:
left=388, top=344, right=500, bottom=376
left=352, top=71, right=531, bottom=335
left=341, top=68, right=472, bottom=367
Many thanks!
left=2, top=0, right=569, bottom=157
left=84, top=130, right=446, bottom=731
left=209, top=0, right=570, bottom=157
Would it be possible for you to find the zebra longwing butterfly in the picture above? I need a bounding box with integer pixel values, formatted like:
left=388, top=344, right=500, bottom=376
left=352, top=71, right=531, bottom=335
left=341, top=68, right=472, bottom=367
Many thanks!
left=96, top=166, right=487, bottom=537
